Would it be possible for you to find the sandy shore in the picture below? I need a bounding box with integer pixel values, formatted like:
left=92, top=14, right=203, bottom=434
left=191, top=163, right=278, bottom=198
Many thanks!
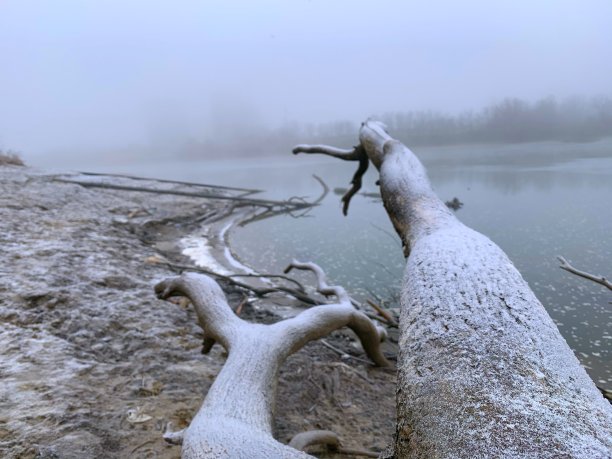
left=0, top=165, right=395, bottom=458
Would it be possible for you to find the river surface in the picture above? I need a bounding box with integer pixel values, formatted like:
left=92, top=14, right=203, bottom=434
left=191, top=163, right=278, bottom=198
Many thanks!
left=48, top=139, right=612, bottom=387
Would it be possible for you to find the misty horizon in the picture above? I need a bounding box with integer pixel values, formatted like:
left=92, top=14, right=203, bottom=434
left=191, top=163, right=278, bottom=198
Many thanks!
left=1, top=1, right=611, bottom=164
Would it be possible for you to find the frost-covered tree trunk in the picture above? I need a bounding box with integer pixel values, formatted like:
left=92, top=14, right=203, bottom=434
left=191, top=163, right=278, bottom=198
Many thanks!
left=294, top=121, right=612, bottom=458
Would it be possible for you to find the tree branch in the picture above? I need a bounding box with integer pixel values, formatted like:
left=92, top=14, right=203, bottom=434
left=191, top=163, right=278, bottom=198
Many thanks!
left=281, top=260, right=389, bottom=366
left=341, top=152, right=369, bottom=215
left=284, top=259, right=350, bottom=303
left=154, top=273, right=241, bottom=350
left=154, top=262, right=389, bottom=458
left=292, top=144, right=362, bottom=160
left=558, top=256, right=612, bottom=291
left=292, top=144, right=369, bottom=214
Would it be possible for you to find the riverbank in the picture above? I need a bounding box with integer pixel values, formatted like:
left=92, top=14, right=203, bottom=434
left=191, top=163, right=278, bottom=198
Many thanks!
left=0, top=165, right=396, bottom=458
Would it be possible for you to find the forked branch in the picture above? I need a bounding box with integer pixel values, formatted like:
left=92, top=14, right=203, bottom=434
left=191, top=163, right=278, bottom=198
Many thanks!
left=155, top=261, right=389, bottom=458
left=293, top=144, right=369, bottom=215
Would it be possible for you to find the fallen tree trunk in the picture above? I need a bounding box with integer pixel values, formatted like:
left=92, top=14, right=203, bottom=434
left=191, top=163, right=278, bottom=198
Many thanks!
left=294, top=121, right=612, bottom=458
left=155, top=261, right=389, bottom=458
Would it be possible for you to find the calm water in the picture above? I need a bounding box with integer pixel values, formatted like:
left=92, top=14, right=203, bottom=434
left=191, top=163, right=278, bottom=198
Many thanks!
left=52, top=139, right=612, bottom=386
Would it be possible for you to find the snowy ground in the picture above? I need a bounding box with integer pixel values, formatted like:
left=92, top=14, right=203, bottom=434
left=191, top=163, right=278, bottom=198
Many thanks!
left=0, top=166, right=396, bottom=458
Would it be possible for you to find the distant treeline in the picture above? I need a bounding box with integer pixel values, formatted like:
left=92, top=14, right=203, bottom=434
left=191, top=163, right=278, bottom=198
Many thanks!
left=185, top=96, right=612, bottom=158
left=304, top=96, right=612, bottom=146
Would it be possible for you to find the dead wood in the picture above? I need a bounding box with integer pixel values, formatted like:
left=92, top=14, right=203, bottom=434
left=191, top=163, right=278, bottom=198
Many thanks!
left=558, top=256, right=612, bottom=291
left=54, top=178, right=312, bottom=209
left=77, top=170, right=261, bottom=194
left=293, top=120, right=612, bottom=458
left=154, top=261, right=389, bottom=458
left=293, top=144, right=368, bottom=215
left=154, top=259, right=394, bottom=330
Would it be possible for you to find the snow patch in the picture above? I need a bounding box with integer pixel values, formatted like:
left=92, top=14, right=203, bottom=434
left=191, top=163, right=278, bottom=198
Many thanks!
left=180, top=235, right=232, bottom=276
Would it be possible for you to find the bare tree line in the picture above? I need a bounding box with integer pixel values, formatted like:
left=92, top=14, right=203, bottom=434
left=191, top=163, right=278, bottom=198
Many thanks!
left=320, top=95, right=612, bottom=145
left=180, top=95, right=612, bottom=159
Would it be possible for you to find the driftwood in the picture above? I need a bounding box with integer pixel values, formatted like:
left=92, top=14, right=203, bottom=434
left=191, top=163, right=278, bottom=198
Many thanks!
left=155, top=261, right=389, bottom=458
left=77, top=170, right=261, bottom=195
left=558, top=256, right=612, bottom=291
left=294, top=121, right=612, bottom=458
left=153, top=258, right=397, bottom=328
left=54, top=178, right=312, bottom=210
left=56, top=173, right=328, bottom=229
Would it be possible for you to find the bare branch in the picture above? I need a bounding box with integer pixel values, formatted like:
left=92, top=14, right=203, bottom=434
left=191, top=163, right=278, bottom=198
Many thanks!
left=154, top=273, right=241, bottom=350
left=292, top=144, right=362, bottom=160
left=154, top=264, right=389, bottom=457
left=311, top=174, right=330, bottom=205
left=320, top=339, right=373, bottom=365
left=76, top=170, right=261, bottom=194
left=284, top=259, right=350, bottom=304
left=155, top=260, right=318, bottom=304
left=279, top=261, right=389, bottom=366
left=341, top=152, right=369, bottom=215
left=366, top=299, right=398, bottom=327
left=55, top=178, right=312, bottom=210
left=558, top=256, right=612, bottom=291
left=292, top=144, right=369, bottom=214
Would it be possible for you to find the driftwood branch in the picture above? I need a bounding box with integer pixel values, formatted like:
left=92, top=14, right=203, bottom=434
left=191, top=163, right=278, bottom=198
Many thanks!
left=77, top=170, right=261, bottom=194
left=54, top=178, right=312, bottom=210
left=154, top=261, right=388, bottom=458
left=558, top=256, right=612, bottom=291
left=293, top=144, right=368, bottom=215
left=293, top=120, right=612, bottom=458
left=152, top=259, right=394, bottom=328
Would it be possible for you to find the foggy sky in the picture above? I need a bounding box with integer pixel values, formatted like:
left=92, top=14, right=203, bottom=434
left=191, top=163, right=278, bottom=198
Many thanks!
left=1, top=0, right=611, bottom=161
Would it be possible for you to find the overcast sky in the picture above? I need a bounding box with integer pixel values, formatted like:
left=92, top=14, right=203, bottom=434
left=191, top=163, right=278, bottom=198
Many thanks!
left=1, top=0, right=611, bottom=159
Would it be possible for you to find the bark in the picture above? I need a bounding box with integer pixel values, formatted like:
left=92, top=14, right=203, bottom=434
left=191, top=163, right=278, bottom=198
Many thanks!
left=294, top=121, right=612, bottom=458
left=154, top=261, right=389, bottom=459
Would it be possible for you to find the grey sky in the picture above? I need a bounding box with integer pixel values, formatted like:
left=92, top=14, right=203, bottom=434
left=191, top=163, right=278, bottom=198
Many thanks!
left=1, top=0, right=611, bottom=158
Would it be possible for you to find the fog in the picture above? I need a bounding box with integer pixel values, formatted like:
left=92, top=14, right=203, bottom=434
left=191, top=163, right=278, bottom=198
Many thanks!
left=1, top=0, right=611, bottom=165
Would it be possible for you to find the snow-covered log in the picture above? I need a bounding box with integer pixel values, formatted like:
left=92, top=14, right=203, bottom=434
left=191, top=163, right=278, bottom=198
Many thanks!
left=154, top=261, right=389, bottom=458
left=294, top=121, right=612, bottom=458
